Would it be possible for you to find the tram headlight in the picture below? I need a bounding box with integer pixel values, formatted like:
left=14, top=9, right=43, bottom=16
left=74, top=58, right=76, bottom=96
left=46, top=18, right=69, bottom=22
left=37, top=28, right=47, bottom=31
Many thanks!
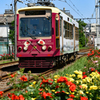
left=23, top=46, right=28, bottom=51
left=18, top=46, right=22, bottom=51
left=48, top=46, right=52, bottom=51
left=42, top=45, right=46, bottom=51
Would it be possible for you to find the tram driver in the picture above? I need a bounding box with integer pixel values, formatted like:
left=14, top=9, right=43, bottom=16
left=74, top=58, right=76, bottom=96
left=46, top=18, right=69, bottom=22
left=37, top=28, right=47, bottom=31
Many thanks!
left=33, top=24, right=41, bottom=36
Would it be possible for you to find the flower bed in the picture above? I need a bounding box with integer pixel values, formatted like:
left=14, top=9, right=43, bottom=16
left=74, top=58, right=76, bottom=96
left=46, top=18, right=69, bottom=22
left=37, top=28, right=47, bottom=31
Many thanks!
left=0, top=53, right=14, bottom=61
left=0, top=49, right=100, bottom=100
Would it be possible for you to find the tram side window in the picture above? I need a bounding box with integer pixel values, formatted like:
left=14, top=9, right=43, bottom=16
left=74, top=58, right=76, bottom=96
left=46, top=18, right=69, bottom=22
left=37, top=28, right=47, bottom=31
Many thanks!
left=55, top=15, right=60, bottom=49
left=75, top=27, right=79, bottom=40
left=60, top=16, right=62, bottom=36
left=64, top=21, right=73, bottom=39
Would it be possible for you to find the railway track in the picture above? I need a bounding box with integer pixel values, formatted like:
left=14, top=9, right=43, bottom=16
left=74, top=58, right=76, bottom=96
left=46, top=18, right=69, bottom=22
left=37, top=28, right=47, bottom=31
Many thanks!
left=0, top=61, right=19, bottom=69
left=0, top=49, right=89, bottom=97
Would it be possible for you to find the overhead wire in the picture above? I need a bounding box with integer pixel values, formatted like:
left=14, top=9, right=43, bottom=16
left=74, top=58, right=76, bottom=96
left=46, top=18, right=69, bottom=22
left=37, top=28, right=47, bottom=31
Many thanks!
left=58, top=0, right=90, bottom=22
left=68, top=0, right=85, bottom=18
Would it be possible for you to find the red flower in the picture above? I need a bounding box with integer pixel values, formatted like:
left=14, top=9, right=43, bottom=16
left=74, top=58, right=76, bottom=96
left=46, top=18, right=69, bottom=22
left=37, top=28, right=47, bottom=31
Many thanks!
left=82, top=75, right=87, bottom=79
left=67, top=98, right=73, bottom=100
left=62, top=91, right=65, bottom=93
left=42, top=92, right=48, bottom=99
left=40, top=78, right=53, bottom=87
left=57, top=76, right=68, bottom=83
left=80, top=96, right=88, bottom=100
left=41, top=92, right=52, bottom=99
left=19, top=95, right=25, bottom=100
left=98, top=72, right=100, bottom=74
left=46, top=93, right=53, bottom=98
left=69, top=84, right=76, bottom=92
left=55, top=85, right=59, bottom=88
left=91, top=68, right=95, bottom=72
left=0, top=91, right=3, bottom=97
left=79, top=85, right=82, bottom=89
left=55, top=91, right=61, bottom=94
left=39, top=88, right=43, bottom=91
left=66, top=81, right=73, bottom=86
left=42, top=79, right=48, bottom=83
left=8, top=93, right=12, bottom=98
left=10, top=74, right=15, bottom=78
left=69, top=94, right=75, bottom=98
left=20, top=75, right=27, bottom=82
left=83, top=72, right=86, bottom=75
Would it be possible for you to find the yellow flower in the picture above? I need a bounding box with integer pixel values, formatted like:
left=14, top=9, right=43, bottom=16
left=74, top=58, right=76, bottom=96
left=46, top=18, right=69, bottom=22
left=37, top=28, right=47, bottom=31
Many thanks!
left=71, top=74, right=75, bottom=77
left=81, top=84, right=88, bottom=90
left=74, top=70, right=82, bottom=75
left=33, top=81, right=36, bottom=85
left=55, top=80, right=57, bottom=83
left=77, top=75, right=82, bottom=79
left=45, top=88, right=48, bottom=91
left=51, top=90, right=55, bottom=92
left=65, top=92, right=69, bottom=94
left=89, top=85, right=98, bottom=90
left=29, top=85, right=33, bottom=87
left=86, top=91, right=89, bottom=94
left=76, top=80, right=82, bottom=84
left=82, top=79, right=86, bottom=83
left=85, top=77, right=92, bottom=83
left=79, top=90, right=84, bottom=94
left=74, top=70, right=79, bottom=74
left=31, top=98, right=36, bottom=100
left=54, top=75, right=59, bottom=79
left=69, top=78, right=74, bottom=82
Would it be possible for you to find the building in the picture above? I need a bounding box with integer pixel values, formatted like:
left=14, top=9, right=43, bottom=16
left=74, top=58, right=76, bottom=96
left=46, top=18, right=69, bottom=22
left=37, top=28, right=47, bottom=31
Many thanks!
left=0, top=9, right=14, bottom=55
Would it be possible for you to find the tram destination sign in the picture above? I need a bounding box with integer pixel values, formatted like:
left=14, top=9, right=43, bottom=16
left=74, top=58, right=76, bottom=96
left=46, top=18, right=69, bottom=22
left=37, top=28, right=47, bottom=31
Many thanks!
left=25, top=11, right=46, bottom=15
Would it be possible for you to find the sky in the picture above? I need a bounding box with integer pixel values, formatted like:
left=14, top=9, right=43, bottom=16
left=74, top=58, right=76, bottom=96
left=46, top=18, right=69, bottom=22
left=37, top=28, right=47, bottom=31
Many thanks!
left=0, top=0, right=96, bottom=24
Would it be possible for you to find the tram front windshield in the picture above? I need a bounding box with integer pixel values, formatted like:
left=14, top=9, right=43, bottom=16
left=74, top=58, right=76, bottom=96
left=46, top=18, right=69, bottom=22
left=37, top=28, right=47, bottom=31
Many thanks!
left=20, top=17, right=51, bottom=37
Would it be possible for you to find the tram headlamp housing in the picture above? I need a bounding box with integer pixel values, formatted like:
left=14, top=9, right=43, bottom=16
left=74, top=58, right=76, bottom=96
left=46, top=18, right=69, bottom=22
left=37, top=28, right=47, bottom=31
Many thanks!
left=18, top=46, right=22, bottom=51
left=23, top=46, right=28, bottom=51
left=42, top=45, right=46, bottom=51
left=48, top=46, right=52, bottom=51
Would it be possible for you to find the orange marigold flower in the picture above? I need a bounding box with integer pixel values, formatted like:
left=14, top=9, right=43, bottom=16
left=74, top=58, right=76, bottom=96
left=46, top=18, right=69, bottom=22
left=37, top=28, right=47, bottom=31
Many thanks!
left=20, top=75, right=27, bottom=82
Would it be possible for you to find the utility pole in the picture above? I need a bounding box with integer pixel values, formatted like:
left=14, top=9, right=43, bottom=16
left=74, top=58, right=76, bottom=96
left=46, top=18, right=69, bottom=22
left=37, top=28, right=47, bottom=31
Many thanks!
left=95, top=0, right=99, bottom=49
left=14, top=0, right=17, bottom=60
left=14, top=0, right=23, bottom=60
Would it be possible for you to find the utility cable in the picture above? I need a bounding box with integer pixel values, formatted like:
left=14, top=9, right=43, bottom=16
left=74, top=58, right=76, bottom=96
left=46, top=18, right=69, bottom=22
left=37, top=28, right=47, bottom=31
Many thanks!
left=68, top=0, right=86, bottom=18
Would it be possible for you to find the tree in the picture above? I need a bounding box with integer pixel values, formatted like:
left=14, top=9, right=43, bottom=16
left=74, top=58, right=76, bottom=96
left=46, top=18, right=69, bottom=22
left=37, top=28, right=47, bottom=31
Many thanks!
left=78, top=20, right=87, bottom=48
left=9, top=21, right=15, bottom=45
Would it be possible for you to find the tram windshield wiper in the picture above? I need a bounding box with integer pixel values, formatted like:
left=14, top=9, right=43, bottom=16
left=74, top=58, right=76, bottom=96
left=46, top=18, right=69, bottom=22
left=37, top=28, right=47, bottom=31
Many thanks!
left=25, top=27, right=36, bottom=39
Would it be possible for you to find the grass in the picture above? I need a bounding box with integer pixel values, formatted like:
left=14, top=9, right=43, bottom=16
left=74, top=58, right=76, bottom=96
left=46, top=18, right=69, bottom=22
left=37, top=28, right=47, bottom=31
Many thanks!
left=53, top=56, right=88, bottom=76
left=79, top=46, right=89, bottom=50
left=0, top=59, right=19, bottom=64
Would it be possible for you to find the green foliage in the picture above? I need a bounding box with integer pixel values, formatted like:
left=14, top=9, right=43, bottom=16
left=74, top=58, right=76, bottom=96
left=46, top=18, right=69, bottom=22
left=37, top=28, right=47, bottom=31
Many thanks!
left=9, top=21, right=15, bottom=45
left=78, top=20, right=87, bottom=48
